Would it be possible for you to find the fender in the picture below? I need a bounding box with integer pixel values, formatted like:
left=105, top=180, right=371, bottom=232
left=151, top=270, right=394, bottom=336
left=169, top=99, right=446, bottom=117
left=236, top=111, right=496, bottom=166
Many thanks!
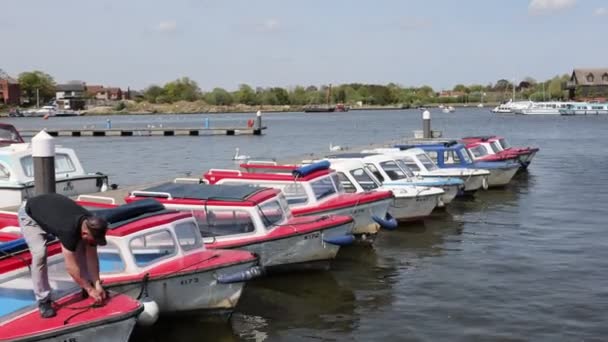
left=372, top=212, right=399, bottom=230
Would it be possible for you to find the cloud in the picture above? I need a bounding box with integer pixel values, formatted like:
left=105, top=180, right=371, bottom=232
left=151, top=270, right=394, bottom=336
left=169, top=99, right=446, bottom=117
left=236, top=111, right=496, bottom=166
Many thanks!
left=399, top=17, right=431, bottom=31
left=156, top=20, right=177, bottom=33
left=260, top=19, right=280, bottom=32
left=594, top=7, right=607, bottom=16
left=528, top=0, right=576, bottom=14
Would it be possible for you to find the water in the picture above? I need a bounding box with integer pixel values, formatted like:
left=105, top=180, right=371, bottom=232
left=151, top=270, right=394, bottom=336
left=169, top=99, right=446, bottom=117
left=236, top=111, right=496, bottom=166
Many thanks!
left=5, top=109, right=608, bottom=341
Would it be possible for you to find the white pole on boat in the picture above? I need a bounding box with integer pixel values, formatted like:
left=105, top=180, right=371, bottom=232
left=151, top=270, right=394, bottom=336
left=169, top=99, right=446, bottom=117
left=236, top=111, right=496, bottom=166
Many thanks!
left=422, top=110, right=431, bottom=139
left=254, top=110, right=262, bottom=135
left=31, top=130, right=56, bottom=195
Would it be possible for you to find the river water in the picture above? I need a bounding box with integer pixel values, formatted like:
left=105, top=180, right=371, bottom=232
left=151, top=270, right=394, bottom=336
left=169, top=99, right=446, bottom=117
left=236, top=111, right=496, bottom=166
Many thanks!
left=5, top=109, right=608, bottom=341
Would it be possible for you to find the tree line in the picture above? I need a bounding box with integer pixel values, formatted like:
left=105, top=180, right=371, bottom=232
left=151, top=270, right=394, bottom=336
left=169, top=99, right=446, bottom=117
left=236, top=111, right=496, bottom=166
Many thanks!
left=9, top=70, right=573, bottom=108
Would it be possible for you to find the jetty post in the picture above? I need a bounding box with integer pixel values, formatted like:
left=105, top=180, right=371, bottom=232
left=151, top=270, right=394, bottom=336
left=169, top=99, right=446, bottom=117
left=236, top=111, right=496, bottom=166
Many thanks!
left=254, top=110, right=262, bottom=135
left=32, top=130, right=56, bottom=195
left=422, top=110, right=431, bottom=139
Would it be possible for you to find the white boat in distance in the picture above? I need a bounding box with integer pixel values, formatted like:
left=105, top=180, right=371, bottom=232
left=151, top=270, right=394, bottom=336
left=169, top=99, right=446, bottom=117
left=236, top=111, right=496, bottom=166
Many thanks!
left=492, top=100, right=533, bottom=113
left=514, top=101, right=576, bottom=115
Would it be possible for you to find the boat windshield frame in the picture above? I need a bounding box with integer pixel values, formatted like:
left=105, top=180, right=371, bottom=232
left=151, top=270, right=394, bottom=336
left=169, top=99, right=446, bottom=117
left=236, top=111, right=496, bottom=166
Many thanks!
left=416, top=153, right=438, bottom=171
left=349, top=167, right=381, bottom=191
left=458, top=148, right=474, bottom=164
left=379, top=160, right=412, bottom=181
left=257, top=194, right=291, bottom=230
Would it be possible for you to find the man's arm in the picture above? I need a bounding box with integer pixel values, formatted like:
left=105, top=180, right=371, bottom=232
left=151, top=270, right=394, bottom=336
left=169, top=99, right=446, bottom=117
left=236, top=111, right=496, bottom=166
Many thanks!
left=62, top=246, right=95, bottom=292
left=63, top=246, right=103, bottom=302
left=85, top=245, right=101, bottom=284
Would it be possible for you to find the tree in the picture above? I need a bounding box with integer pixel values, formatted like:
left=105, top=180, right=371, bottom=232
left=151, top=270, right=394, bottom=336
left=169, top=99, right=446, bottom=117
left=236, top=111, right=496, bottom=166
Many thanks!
left=143, top=85, right=164, bottom=103
left=234, top=84, right=256, bottom=105
left=453, top=84, right=469, bottom=93
left=163, top=77, right=201, bottom=102
left=270, top=87, right=290, bottom=105
left=205, top=88, right=233, bottom=105
left=547, top=76, right=563, bottom=100
left=494, top=79, right=511, bottom=91
left=18, top=71, right=56, bottom=105
left=289, top=86, right=308, bottom=105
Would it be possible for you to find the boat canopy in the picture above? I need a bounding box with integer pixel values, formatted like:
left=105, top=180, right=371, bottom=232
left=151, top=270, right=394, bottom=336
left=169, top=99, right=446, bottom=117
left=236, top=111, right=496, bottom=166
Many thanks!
left=143, top=182, right=265, bottom=201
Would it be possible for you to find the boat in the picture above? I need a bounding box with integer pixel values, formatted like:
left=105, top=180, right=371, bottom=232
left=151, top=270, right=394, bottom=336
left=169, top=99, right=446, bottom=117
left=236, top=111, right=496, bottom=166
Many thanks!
left=492, top=100, right=533, bottom=114
left=0, top=239, right=143, bottom=342
left=0, top=123, right=24, bottom=147
left=124, top=182, right=355, bottom=271
left=559, top=102, right=608, bottom=115
left=514, top=101, right=576, bottom=115
left=0, top=142, right=110, bottom=208
left=398, top=141, right=520, bottom=187
left=461, top=136, right=539, bottom=169
left=303, top=105, right=335, bottom=113
left=323, top=153, right=463, bottom=206
left=203, top=161, right=396, bottom=243
left=20, top=106, right=56, bottom=118
left=321, top=159, right=444, bottom=222
left=442, top=106, right=455, bottom=113
left=0, top=198, right=261, bottom=317
left=362, top=147, right=490, bottom=194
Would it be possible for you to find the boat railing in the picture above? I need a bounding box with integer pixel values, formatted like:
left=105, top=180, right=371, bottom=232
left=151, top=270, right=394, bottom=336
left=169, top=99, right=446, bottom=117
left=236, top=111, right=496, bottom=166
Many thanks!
left=207, top=169, right=242, bottom=175
left=241, top=160, right=278, bottom=166
left=76, top=195, right=116, bottom=204
left=130, top=191, right=173, bottom=199
left=173, top=178, right=203, bottom=184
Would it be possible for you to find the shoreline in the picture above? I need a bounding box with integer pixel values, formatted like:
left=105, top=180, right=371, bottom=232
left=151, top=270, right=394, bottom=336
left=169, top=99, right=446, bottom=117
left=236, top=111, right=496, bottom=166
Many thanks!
left=0, top=102, right=498, bottom=117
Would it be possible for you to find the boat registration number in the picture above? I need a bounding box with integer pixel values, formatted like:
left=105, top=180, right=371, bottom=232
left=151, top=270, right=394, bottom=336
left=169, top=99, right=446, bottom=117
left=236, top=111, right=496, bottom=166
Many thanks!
left=63, top=338, right=78, bottom=342
left=304, top=232, right=320, bottom=240
left=180, top=277, right=199, bottom=285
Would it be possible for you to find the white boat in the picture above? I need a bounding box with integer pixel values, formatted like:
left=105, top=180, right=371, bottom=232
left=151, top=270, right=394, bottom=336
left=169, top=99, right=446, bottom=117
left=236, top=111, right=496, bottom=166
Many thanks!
left=325, top=159, right=444, bottom=222
left=515, top=101, right=576, bottom=115
left=124, top=183, right=355, bottom=271
left=0, top=143, right=110, bottom=208
left=362, top=147, right=490, bottom=193
left=20, top=106, right=56, bottom=118
left=204, top=162, right=395, bottom=243
left=492, top=100, right=533, bottom=113
left=322, top=153, right=463, bottom=207
left=0, top=199, right=260, bottom=318
left=559, top=102, right=608, bottom=115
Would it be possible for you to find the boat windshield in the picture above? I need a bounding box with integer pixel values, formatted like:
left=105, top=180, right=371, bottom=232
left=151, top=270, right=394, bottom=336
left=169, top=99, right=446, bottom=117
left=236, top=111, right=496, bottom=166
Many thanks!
left=490, top=141, right=502, bottom=153
left=129, top=230, right=177, bottom=267
left=21, top=154, right=77, bottom=177
left=395, top=160, right=416, bottom=177
left=379, top=161, right=410, bottom=180
left=459, top=148, right=473, bottom=163
left=98, top=241, right=127, bottom=273
left=193, top=208, right=256, bottom=237
left=0, top=126, right=22, bottom=144
left=416, top=154, right=438, bottom=171
left=350, top=168, right=380, bottom=191
left=498, top=138, right=510, bottom=149
left=258, top=197, right=289, bottom=229
left=400, top=156, right=420, bottom=171
left=469, top=145, right=490, bottom=158
left=311, top=175, right=338, bottom=200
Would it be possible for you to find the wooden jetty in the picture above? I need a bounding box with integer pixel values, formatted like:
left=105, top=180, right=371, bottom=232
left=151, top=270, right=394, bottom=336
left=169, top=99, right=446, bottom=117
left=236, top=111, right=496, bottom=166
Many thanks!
left=18, top=126, right=266, bottom=138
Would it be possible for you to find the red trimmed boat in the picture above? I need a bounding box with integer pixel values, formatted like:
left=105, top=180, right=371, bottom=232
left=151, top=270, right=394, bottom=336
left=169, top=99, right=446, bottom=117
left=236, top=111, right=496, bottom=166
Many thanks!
left=202, top=161, right=396, bottom=243
left=0, top=199, right=261, bottom=319
left=0, top=240, right=142, bottom=342
left=124, top=183, right=355, bottom=272
left=461, top=136, right=539, bottom=169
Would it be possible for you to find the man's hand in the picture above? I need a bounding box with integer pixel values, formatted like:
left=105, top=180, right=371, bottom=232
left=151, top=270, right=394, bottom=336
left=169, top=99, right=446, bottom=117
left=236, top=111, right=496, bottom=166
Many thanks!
left=95, top=280, right=107, bottom=301
left=86, top=287, right=104, bottom=304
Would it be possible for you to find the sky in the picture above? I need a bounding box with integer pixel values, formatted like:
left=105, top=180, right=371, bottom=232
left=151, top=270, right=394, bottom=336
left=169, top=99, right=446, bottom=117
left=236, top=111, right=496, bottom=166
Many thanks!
left=1, top=0, right=607, bottom=91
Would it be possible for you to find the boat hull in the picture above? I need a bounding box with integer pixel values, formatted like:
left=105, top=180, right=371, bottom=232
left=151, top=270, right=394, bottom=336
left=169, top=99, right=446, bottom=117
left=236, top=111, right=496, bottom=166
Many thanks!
left=389, top=194, right=438, bottom=222
left=22, top=316, right=138, bottom=342
left=214, top=223, right=350, bottom=271
left=487, top=167, right=519, bottom=187
left=0, top=175, right=107, bottom=209
left=105, top=260, right=255, bottom=315
left=438, top=184, right=459, bottom=206
left=298, top=198, right=392, bottom=243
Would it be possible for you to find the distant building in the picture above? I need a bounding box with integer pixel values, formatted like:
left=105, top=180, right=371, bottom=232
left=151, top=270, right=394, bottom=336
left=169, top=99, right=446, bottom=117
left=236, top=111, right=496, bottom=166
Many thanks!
left=0, top=76, right=21, bottom=105
left=56, top=83, right=86, bottom=110
left=86, top=85, right=126, bottom=101
left=567, top=68, right=608, bottom=102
